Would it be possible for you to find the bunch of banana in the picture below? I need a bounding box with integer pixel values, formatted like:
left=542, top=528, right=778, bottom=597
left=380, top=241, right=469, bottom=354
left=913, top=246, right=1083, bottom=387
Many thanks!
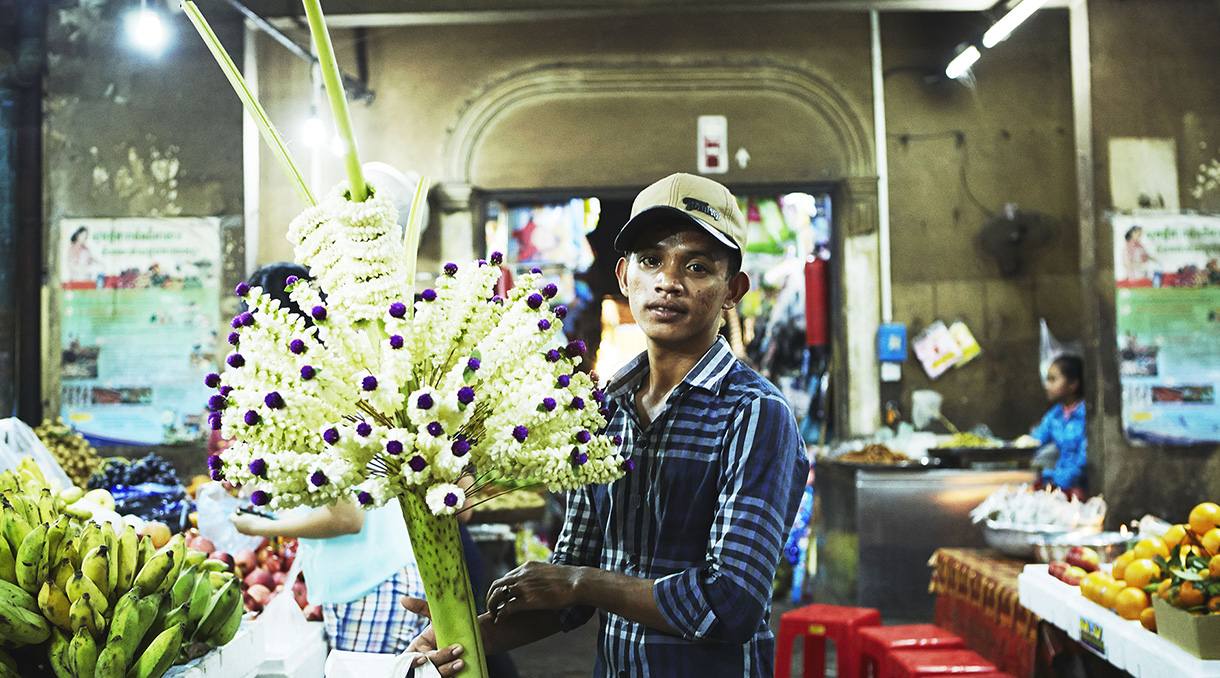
left=0, top=455, right=107, bottom=524
left=34, top=418, right=103, bottom=489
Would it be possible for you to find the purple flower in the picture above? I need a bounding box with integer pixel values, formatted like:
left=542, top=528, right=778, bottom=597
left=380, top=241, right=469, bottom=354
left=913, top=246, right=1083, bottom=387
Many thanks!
left=452, top=439, right=471, bottom=457
left=244, top=410, right=260, bottom=426
left=208, top=412, right=222, bottom=428
left=570, top=397, right=585, bottom=410
left=386, top=440, right=404, bottom=455
left=621, top=459, right=635, bottom=473
left=210, top=468, right=224, bottom=481
left=249, top=458, right=267, bottom=477
left=286, top=275, right=299, bottom=286
left=427, top=422, right=444, bottom=437
left=612, top=435, right=623, bottom=446
left=490, top=251, right=504, bottom=266
left=527, top=293, right=544, bottom=309
left=575, top=430, right=591, bottom=444
left=205, top=373, right=221, bottom=389
left=289, top=339, right=306, bottom=354
left=219, top=385, right=233, bottom=396
left=250, top=490, right=270, bottom=506
left=356, top=422, right=373, bottom=437
left=416, top=393, right=434, bottom=410
left=362, top=376, right=378, bottom=391
left=491, top=295, right=504, bottom=305
left=207, top=394, right=227, bottom=411
left=207, top=454, right=223, bottom=470
left=422, top=289, right=437, bottom=302
left=227, top=353, right=245, bottom=368
left=311, top=305, right=327, bottom=321
left=389, top=302, right=407, bottom=318
left=512, top=425, right=529, bottom=442
left=531, top=267, right=542, bottom=275
left=227, top=332, right=240, bottom=346
left=541, top=283, right=558, bottom=299
left=478, top=259, right=487, bottom=267
left=592, top=389, right=604, bottom=404
left=240, top=312, right=255, bottom=327
left=599, top=407, right=612, bottom=419
left=542, top=397, right=557, bottom=412
left=323, top=428, right=340, bottom=444
left=571, top=451, right=588, bottom=466
left=555, top=305, right=568, bottom=320
left=230, top=316, right=243, bottom=329
left=300, top=365, right=316, bottom=380
left=444, top=492, right=459, bottom=507
left=408, top=455, right=427, bottom=472
left=264, top=392, right=285, bottom=409
left=457, top=387, right=475, bottom=405
left=565, top=341, right=586, bottom=358
left=538, top=319, right=551, bottom=331
left=310, top=470, right=328, bottom=487
left=444, top=262, right=459, bottom=276
left=235, top=282, right=250, bottom=297
left=466, top=358, right=481, bottom=371
left=545, top=349, right=561, bottom=363
left=556, top=375, right=571, bottom=388
left=389, top=335, right=404, bottom=349
left=357, top=492, right=373, bottom=506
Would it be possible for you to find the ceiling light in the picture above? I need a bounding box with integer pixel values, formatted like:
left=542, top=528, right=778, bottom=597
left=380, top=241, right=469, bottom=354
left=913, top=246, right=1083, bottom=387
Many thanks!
left=982, top=0, right=1049, bottom=48
left=945, top=46, right=981, bottom=79
left=127, top=5, right=168, bottom=54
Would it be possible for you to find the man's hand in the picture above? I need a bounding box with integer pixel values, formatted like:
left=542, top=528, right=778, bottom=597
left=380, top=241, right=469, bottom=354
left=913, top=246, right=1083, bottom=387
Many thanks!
left=485, top=561, right=579, bottom=623
left=401, top=596, right=466, bottom=676
left=228, top=512, right=270, bottom=536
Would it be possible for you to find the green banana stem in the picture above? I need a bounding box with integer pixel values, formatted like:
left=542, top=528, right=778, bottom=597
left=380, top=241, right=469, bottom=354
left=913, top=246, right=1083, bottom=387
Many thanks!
left=301, top=0, right=366, bottom=202
left=402, top=175, right=432, bottom=311
left=397, top=492, right=488, bottom=678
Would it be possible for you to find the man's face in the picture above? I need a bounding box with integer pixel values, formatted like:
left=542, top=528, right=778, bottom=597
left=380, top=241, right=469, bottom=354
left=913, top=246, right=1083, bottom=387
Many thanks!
left=615, top=223, right=748, bottom=351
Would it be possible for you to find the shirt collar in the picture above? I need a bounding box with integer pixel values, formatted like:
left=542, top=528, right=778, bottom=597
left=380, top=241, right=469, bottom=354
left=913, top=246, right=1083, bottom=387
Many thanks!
left=605, top=336, right=738, bottom=400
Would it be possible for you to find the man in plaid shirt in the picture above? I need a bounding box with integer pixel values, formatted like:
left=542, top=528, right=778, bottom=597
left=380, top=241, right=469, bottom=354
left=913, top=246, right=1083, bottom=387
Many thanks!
left=409, top=173, right=807, bottom=677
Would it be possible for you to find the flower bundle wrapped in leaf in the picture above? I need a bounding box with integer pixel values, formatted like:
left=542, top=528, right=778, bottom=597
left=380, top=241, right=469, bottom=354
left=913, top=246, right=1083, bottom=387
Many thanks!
left=184, top=2, right=624, bottom=675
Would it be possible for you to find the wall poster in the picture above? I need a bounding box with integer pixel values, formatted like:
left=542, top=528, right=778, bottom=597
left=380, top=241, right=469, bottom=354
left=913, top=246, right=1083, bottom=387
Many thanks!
left=59, top=218, right=221, bottom=445
left=1114, top=213, right=1220, bottom=444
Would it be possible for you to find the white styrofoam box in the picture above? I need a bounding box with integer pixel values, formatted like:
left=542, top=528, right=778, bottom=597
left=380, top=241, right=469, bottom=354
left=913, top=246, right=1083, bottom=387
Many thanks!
left=257, top=620, right=327, bottom=678
left=164, top=623, right=266, bottom=678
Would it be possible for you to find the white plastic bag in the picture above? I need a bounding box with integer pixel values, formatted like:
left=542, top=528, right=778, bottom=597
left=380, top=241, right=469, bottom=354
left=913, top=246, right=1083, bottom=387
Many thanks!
left=261, top=557, right=311, bottom=659
left=1039, top=319, right=1084, bottom=380
left=194, top=481, right=261, bottom=555
left=0, top=418, right=73, bottom=489
left=324, top=648, right=441, bottom=678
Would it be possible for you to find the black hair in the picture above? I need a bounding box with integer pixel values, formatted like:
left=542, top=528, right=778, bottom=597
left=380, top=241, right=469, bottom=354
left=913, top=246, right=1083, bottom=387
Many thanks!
left=71, top=226, right=88, bottom=243
left=1125, top=226, right=1142, bottom=241
left=1053, top=353, right=1084, bottom=397
left=624, top=220, right=742, bottom=280
left=244, top=262, right=312, bottom=321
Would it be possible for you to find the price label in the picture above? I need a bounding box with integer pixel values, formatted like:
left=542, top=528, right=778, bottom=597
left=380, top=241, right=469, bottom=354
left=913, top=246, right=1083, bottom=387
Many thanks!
left=1079, top=616, right=1106, bottom=657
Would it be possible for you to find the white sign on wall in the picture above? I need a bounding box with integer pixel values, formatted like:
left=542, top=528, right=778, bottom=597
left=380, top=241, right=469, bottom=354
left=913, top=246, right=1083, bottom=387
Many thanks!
left=697, top=115, right=728, bottom=174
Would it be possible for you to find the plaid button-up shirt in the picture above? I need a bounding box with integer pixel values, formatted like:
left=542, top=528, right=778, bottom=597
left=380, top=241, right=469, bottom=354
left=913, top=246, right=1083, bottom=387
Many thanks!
left=551, top=337, right=807, bottom=678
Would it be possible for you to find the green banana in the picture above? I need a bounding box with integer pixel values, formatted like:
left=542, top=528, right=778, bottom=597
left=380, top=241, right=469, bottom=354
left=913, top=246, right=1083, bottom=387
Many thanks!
left=67, top=569, right=110, bottom=614
left=193, top=577, right=239, bottom=642
left=19, top=457, right=47, bottom=486
left=158, top=600, right=190, bottom=637
left=186, top=568, right=213, bottom=633
left=207, top=593, right=244, bottom=647
left=0, top=647, right=18, bottom=673
left=0, top=502, right=32, bottom=557
left=59, top=486, right=85, bottom=505
left=47, top=627, right=74, bottom=678
left=132, top=590, right=161, bottom=651
left=60, top=534, right=81, bottom=570
left=116, top=525, right=139, bottom=594
left=161, top=535, right=186, bottom=596
left=70, top=626, right=100, bottom=678
left=170, top=564, right=198, bottom=610
left=44, top=516, right=69, bottom=573
left=7, top=493, right=36, bottom=528
left=0, top=576, right=40, bottom=612
left=94, top=633, right=129, bottom=678
left=0, top=659, right=17, bottom=678
left=15, top=521, right=48, bottom=593
left=53, top=557, right=75, bottom=592
left=38, top=580, right=73, bottom=631
left=101, top=522, right=120, bottom=595
left=184, top=549, right=208, bottom=568
left=199, top=558, right=231, bottom=572
left=125, top=622, right=184, bottom=678
left=62, top=502, right=93, bottom=521
left=109, top=587, right=144, bottom=667
left=78, top=523, right=105, bottom=571
left=68, top=591, right=105, bottom=638
left=82, top=543, right=113, bottom=600
left=0, top=541, right=16, bottom=586
left=132, top=547, right=175, bottom=595
left=0, top=593, right=53, bottom=646
left=136, top=535, right=155, bottom=573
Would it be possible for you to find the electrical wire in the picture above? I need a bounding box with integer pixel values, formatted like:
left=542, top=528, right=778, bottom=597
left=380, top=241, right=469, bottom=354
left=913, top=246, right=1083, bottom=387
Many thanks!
left=888, top=129, right=995, bottom=217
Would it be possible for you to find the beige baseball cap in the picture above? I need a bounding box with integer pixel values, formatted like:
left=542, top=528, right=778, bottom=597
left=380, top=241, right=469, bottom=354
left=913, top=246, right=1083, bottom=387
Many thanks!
left=614, top=173, right=747, bottom=253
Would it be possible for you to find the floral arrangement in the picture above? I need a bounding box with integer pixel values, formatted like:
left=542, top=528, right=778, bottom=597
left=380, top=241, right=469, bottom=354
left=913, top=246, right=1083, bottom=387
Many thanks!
left=183, top=1, right=624, bottom=674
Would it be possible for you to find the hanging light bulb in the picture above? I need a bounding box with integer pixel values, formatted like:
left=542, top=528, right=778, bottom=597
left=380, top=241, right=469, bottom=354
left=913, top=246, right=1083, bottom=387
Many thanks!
left=127, top=1, right=168, bottom=55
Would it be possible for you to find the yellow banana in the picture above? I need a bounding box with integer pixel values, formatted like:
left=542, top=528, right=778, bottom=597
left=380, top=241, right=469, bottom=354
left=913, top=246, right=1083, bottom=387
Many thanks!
left=38, top=580, right=73, bottom=631
left=9, top=492, right=37, bottom=527
left=132, top=547, right=175, bottom=595
left=0, top=593, right=53, bottom=646
left=66, top=569, right=109, bottom=614
left=77, top=522, right=104, bottom=569
left=136, top=533, right=155, bottom=573
left=15, top=521, right=48, bottom=594
left=19, top=457, right=46, bottom=486
left=0, top=577, right=39, bottom=613
left=47, top=627, right=74, bottom=678
left=37, top=489, right=57, bottom=526
left=69, top=626, right=99, bottom=678
left=193, top=577, right=239, bottom=642
left=126, top=622, right=184, bottom=678
left=0, top=537, right=15, bottom=584
left=44, top=516, right=69, bottom=570
left=116, top=524, right=139, bottom=594
left=81, top=544, right=113, bottom=600
left=0, top=503, right=32, bottom=559
left=68, top=591, right=105, bottom=638
left=59, top=486, right=84, bottom=506
left=93, top=632, right=129, bottom=678
left=101, top=522, right=119, bottom=595
left=62, top=502, right=93, bottom=521
left=161, top=534, right=186, bottom=595
left=52, top=557, right=74, bottom=592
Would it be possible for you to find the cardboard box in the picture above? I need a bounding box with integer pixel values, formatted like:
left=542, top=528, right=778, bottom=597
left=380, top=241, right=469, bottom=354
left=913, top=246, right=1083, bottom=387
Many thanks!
left=1153, top=596, right=1220, bottom=660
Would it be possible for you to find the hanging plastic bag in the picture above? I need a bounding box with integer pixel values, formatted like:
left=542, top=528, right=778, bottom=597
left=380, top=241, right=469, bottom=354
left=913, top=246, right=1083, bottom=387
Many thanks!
left=259, top=556, right=311, bottom=659
left=194, top=481, right=261, bottom=555
left=324, top=648, right=442, bottom=678
left=0, top=418, right=73, bottom=489
left=1039, top=319, right=1084, bottom=380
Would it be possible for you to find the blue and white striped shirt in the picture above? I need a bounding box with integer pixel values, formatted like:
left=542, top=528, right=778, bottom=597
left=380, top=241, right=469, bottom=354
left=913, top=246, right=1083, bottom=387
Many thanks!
left=551, top=337, right=807, bottom=678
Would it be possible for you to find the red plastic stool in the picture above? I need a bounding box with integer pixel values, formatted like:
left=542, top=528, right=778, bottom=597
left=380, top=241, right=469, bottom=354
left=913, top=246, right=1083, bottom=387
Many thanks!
left=883, top=648, right=997, bottom=678
left=856, top=625, right=965, bottom=678
left=775, top=604, right=881, bottom=678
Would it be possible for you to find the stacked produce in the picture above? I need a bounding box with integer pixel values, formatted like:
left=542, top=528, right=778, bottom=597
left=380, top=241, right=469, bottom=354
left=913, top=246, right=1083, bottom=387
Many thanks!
left=1064, top=501, right=1220, bottom=633
left=87, top=455, right=193, bottom=535
left=32, top=419, right=102, bottom=490
left=0, top=456, right=243, bottom=678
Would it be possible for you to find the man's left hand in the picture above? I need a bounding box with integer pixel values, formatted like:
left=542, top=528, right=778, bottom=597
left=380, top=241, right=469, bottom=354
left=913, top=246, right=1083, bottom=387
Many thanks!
left=486, top=561, right=578, bottom=623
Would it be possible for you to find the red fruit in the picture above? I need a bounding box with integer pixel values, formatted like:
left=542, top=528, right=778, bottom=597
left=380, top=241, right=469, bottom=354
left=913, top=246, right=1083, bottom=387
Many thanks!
left=272, top=571, right=287, bottom=589
left=207, top=552, right=235, bottom=573
left=1066, top=546, right=1100, bottom=573
left=1048, top=561, right=1068, bottom=581
left=193, top=538, right=215, bottom=555
left=1062, top=565, right=1088, bottom=586
left=305, top=604, right=323, bottom=621
left=234, top=550, right=259, bottom=577
left=245, top=568, right=276, bottom=591
left=293, top=580, right=308, bottom=609
left=247, top=583, right=273, bottom=605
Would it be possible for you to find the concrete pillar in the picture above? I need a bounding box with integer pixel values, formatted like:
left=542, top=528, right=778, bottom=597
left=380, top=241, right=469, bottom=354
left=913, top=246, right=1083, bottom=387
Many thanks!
left=434, top=182, right=476, bottom=266
left=838, top=175, right=882, bottom=436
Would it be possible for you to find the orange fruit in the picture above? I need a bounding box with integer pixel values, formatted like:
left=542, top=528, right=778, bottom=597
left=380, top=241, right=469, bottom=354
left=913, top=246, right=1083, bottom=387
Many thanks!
left=1189, top=502, right=1220, bottom=536
left=1133, top=537, right=1170, bottom=561
left=1180, top=580, right=1206, bottom=608
left=1209, top=596, right=1220, bottom=614
left=1101, top=580, right=1128, bottom=609
left=1158, top=578, right=1174, bottom=599
left=1116, top=586, right=1150, bottom=620
left=1164, top=524, right=1191, bottom=549
left=1081, top=571, right=1111, bottom=603
left=1124, top=558, right=1162, bottom=589
left=1112, top=550, right=1136, bottom=580
left=1140, top=606, right=1157, bottom=631
left=1202, top=528, right=1220, bottom=556
left=1210, top=554, right=1220, bottom=579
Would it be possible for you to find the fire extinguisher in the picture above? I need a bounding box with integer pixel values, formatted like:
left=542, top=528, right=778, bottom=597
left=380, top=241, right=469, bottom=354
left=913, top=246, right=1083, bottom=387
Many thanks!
left=804, top=256, right=829, bottom=347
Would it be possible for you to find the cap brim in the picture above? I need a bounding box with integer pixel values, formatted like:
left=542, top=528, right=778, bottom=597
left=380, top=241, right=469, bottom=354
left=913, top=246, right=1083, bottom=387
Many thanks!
left=613, top=206, right=739, bottom=253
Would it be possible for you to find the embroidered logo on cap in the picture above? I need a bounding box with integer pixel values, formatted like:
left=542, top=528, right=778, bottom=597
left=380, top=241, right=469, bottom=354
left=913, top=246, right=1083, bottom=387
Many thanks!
left=682, top=197, right=722, bottom=221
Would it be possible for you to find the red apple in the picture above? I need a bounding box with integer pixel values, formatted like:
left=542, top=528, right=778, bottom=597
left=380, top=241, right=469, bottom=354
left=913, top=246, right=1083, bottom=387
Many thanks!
left=1061, top=565, right=1088, bottom=587
left=234, top=550, right=259, bottom=577
left=293, top=580, right=309, bottom=609
left=263, top=553, right=283, bottom=573
left=193, top=537, right=215, bottom=555
left=244, top=568, right=276, bottom=591
left=248, top=583, right=273, bottom=606
left=1048, top=561, right=1068, bottom=582
left=1065, top=546, right=1100, bottom=573
left=243, top=592, right=263, bottom=613
left=272, top=571, right=287, bottom=589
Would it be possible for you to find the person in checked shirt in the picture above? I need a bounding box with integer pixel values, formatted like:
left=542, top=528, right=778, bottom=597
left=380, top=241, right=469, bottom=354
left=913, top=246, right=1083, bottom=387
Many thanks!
left=406, top=173, right=808, bottom=678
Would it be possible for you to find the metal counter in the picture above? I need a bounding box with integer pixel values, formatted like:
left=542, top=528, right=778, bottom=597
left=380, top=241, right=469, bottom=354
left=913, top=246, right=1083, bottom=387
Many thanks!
left=810, top=460, right=1035, bottom=620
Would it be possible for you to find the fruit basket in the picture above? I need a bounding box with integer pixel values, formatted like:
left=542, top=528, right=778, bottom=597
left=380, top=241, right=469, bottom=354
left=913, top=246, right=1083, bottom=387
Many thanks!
left=983, top=519, right=1103, bottom=559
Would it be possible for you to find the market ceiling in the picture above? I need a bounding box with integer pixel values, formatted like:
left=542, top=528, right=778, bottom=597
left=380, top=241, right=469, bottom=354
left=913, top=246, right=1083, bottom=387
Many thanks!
left=236, top=0, right=1072, bottom=25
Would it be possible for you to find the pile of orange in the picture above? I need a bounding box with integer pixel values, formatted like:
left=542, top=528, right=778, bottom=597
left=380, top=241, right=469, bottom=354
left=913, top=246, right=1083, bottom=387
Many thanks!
left=1077, top=501, right=1220, bottom=633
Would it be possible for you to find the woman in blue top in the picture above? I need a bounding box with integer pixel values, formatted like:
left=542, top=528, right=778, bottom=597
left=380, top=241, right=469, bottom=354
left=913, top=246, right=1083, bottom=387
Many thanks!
left=1031, top=354, right=1087, bottom=497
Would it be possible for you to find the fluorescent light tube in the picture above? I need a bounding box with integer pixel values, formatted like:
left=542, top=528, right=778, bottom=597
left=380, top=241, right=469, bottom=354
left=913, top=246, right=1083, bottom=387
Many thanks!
left=983, top=0, right=1049, bottom=48
left=945, top=46, right=981, bottom=79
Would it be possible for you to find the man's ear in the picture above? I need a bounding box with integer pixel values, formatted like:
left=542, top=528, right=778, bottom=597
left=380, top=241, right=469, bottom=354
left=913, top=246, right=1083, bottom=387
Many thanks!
left=615, top=256, right=629, bottom=296
left=723, top=271, right=750, bottom=309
